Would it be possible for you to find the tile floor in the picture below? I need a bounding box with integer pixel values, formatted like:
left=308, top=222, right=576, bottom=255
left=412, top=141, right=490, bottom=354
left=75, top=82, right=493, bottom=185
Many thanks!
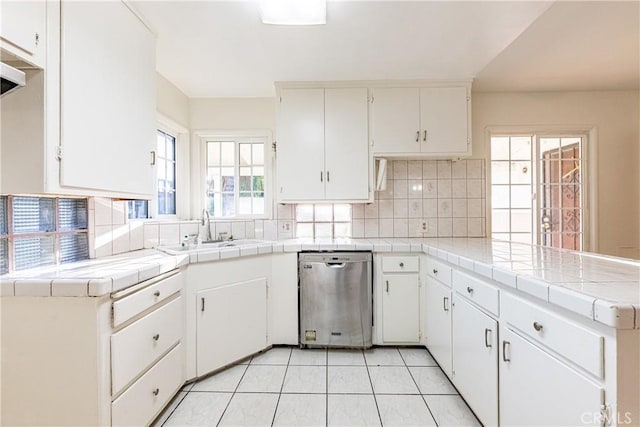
left=154, top=346, right=482, bottom=427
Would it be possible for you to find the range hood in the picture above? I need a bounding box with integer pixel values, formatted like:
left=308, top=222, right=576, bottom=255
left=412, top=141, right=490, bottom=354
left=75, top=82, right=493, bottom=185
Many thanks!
left=0, top=62, right=26, bottom=96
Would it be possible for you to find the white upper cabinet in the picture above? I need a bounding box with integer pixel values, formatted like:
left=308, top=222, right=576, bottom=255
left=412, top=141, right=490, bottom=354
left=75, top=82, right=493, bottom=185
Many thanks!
left=0, top=0, right=46, bottom=67
left=276, top=86, right=371, bottom=203
left=371, top=84, right=471, bottom=157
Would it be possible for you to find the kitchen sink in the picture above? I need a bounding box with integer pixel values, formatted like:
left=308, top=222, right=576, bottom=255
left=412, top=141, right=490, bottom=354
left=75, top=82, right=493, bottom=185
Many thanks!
left=158, top=239, right=267, bottom=254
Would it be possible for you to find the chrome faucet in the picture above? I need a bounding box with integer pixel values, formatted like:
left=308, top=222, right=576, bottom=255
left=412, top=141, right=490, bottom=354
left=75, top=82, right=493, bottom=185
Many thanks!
left=200, top=209, right=212, bottom=242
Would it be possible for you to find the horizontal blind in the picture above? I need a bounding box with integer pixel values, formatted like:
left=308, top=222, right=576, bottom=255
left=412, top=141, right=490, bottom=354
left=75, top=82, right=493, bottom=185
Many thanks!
left=14, top=236, right=55, bottom=271
left=0, top=196, right=7, bottom=235
left=59, top=198, right=88, bottom=231
left=60, top=233, right=89, bottom=264
left=12, top=197, right=55, bottom=234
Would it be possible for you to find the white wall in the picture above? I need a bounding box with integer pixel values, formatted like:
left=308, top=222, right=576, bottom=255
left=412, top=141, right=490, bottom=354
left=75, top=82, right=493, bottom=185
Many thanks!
left=157, top=73, right=189, bottom=128
left=472, top=90, right=640, bottom=258
left=189, top=97, right=276, bottom=131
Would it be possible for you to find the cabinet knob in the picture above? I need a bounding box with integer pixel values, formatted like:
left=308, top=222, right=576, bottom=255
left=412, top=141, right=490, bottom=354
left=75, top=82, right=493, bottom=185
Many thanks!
left=533, top=321, right=543, bottom=332
left=152, top=388, right=160, bottom=396
left=153, top=290, right=160, bottom=297
left=466, top=286, right=473, bottom=294
left=432, top=269, right=438, bottom=275
left=152, top=334, right=160, bottom=341
left=399, top=262, right=404, bottom=267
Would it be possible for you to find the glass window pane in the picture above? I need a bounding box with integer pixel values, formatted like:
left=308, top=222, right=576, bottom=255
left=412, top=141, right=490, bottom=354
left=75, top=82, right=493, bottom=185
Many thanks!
left=167, top=160, right=175, bottom=182
left=540, top=137, right=560, bottom=154
left=296, top=223, right=314, bottom=239
left=166, top=135, right=176, bottom=161
left=252, top=196, right=264, bottom=215
left=221, top=175, right=235, bottom=193
left=14, top=236, right=55, bottom=271
left=157, top=132, right=166, bottom=158
left=296, top=205, right=314, bottom=222
left=334, top=222, right=351, bottom=238
left=491, top=161, right=510, bottom=184
left=491, top=185, right=510, bottom=209
left=510, top=161, right=532, bottom=185
left=315, top=223, right=333, bottom=238
left=0, top=238, right=7, bottom=274
left=252, top=144, right=264, bottom=165
left=157, top=158, right=166, bottom=180
left=59, top=199, right=88, bottom=231
left=240, top=144, right=251, bottom=166
left=221, top=142, right=234, bottom=166
left=491, top=137, right=510, bottom=160
left=0, top=196, right=8, bottom=235
left=560, top=137, right=581, bottom=149
left=127, top=200, right=149, bottom=219
left=207, top=142, right=220, bottom=166
left=510, top=186, right=532, bottom=209
left=511, top=209, right=532, bottom=233
left=253, top=176, right=264, bottom=193
left=59, top=233, right=89, bottom=264
left=206, top=193, right=221, bottom=217
left=492, top=210, right=510, bottom=233
left=315, top=204, right=333, bottom=222
left=222, top=193, right=235, bottom=217
left=238, top=194, right=252, bottom=215
left=12, top=197, right=55, bottom=234
left=510, top=136, right=532, bottom=160
left=253, top=166, right=264, bottom=177
left=561, top=160, right=581, bottom=183
left=207, top=168, right=221, bottom=193
left=334, top=204, right=351, bottom=222
left=239, top=175, right=252, bottom=192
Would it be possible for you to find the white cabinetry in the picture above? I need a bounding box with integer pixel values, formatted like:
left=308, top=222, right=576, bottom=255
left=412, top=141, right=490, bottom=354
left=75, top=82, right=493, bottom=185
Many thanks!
left=0, top=0, right=45, bottom=67
left=1, top=1, right=157, bottom=198
left=196, top=278, right=268, bottom=376
left=276, top=86, right=371, bottom=202
left=425, top=273, right=452, bottom=377
left=371, top=85, right=471, bottom=156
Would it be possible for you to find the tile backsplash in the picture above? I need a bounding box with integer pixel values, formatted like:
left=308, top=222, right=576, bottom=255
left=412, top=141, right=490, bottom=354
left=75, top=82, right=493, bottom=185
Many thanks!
left=88, top=159, right=485, bottom=258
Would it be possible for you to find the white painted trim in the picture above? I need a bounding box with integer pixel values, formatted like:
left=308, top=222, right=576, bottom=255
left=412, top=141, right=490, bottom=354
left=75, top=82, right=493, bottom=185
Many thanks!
left=275, top=79, right=473, bottom=90
left=154, top=119, right=191, bottom=221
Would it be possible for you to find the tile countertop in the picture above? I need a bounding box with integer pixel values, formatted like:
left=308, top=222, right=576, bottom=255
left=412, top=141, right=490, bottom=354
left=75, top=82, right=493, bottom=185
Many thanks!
left=1, top=238, right=638, bottom=329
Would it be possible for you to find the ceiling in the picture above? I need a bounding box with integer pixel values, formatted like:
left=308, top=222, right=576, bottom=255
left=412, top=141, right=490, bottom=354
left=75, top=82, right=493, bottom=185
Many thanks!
left=132, top=1, right=639, bottom=98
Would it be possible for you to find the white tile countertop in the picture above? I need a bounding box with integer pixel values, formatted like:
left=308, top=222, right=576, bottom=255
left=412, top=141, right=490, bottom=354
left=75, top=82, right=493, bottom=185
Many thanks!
left=1, top=238, right=638, bottom=329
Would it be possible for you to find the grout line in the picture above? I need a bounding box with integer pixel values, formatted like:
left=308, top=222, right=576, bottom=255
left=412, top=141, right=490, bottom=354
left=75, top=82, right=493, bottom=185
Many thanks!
left=269, top=347, right=293, bottom=427
left=363, top=348, right=385, bottom=426
left=158, top=390, right=190, bottom=427
left=400, top=350, right=440, bottom=427
left=326, top=348, right=329, bottom=427
left=215, top=362, right=250, bottom=427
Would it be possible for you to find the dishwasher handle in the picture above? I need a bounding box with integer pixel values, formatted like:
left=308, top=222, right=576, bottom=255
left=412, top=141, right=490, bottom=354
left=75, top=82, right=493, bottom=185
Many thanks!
left=325, top=262, right=346, bottom=268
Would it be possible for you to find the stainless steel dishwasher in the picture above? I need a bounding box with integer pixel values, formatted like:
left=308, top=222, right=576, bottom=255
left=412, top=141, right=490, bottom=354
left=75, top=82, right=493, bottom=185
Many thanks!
left=299, top=252, right=372, bottom=348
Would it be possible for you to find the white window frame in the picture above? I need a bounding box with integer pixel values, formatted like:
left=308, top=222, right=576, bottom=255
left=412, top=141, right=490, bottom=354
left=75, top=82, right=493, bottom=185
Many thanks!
left=485, top=125, right=598, bottom=252
left=195, top=130, right=273, bottom=220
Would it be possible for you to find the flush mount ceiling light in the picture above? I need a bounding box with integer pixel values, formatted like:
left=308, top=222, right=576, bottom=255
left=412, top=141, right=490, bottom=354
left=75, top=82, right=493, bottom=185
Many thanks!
left=259, top=0, right=326, bottom=25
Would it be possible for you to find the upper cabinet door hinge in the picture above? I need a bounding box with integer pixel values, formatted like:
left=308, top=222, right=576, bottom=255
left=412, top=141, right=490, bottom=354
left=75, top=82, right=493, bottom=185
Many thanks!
left=272, top=141, right=277, bottom=153
left=35, top=32, right=40, bottom=46
left=279, top=96, right=282, bottom=103
left=56, top=146, right=63, bottom=161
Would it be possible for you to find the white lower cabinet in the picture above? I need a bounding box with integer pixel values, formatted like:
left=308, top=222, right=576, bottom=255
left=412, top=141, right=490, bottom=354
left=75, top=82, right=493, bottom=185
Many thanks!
left=196, top=278, right=268, bottom=376
left=500, top=326, right=604, bottom=426
left=452, top=296, right=498, bottom=426
left=425, top=277, right=452, bottom=377
left=381, top=273, right=420, bottom=343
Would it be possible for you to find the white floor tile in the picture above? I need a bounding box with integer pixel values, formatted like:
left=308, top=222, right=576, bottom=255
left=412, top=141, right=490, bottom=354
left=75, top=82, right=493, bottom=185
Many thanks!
left=191, top=364, right=247, bottom=392
left=273, top=394, right=326, bottom=427
left=368, top=366, right=420, bottom=394
left=409, top=367, right=457, bottom=394
left=251, top=347, right=292, bottom=365
left=163, top=392, right=231, bottom=427
left=289, top=348, right=327, bottom=365
left=327, top=366, right=373, bottom=394
left=363, top=348, right=404, bottom=366
left=399, top=348, right=438, bottom=366
left=327, top=394, right=381, bottom=427
left=328, top=349, right=366, bottom=365
left=218, top=393, right=279, bottom=427
left=282, top=365, right=326, bottom=393
left=376, top=394, right=437, bottom=426
left=423, top=395, right=481, bottom=427
left=151, top=392, right=186, bottom=427
left=236, top=365, right=287, bottom=393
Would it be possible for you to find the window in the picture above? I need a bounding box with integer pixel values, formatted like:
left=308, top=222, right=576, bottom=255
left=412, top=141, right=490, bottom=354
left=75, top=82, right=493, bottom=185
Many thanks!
left=204, top=137, right=267, bottom=218
left=127, top=200, right=149, bottom=220
left=157, top=129, right=177, bottom=216
left=0, top=196, right=89, bottom=273
left=295, top=204, right=351, bottom=239
left=490, top=133, right=587, bottom=250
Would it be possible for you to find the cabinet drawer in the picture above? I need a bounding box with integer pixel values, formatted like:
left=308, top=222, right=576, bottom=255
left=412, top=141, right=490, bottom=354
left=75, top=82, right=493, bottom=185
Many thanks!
left=112, top=343, right=184, bottom=427
left=426, top=258, right=451, bottom=286
left=452, top=270, right=499, bottom=316
left=381, top=256, right=419, bottom=273
left=501, top=293, right=604, bottom=378
left=112, top=271, right=182, bottom=328
left=111, top=296, right=183, bottom=395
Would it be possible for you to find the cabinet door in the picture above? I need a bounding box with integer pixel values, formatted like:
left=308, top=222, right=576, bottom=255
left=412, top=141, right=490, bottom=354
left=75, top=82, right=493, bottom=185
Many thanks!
left=371, top=88, right=420, bottom=154
left=425, top=278, right=452, bottom=376
left=500, top=326, right=604, bottom=426
left=0, top=1, right=45, bottom=65
left=382, top=274, right=420, bottom=343
left=420, top=87, right=469, bottom=155
left=325, top=88, right=370, bottom=200
left=452, top=296, right=498, bottom=427
left=277, top=88, right=325, bottom=201
left=196, top=278, right=267, bottom=376
left=59, top=1, right=156, bottom=197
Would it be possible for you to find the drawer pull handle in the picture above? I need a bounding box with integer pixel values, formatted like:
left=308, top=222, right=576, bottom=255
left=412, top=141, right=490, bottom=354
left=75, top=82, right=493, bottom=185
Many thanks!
left=466, top=286, right=473, bottom=294
left=484, top=328, right=492, bottom=348
left=386, top=280, right=389, bottom=293
left=152, top=388, right=160, bottom=396
left=502, top=340, right=511, bottom=362
left=399, top=262, right=404, bottom=267
left=433, top=269, right=438, bottom=275
left=443, top=296, right=449, bottom=312
left=533, top=321, right=543, bottom=332
left=152, top=334, right=160, bottom=341
left=416, top=131, right=420, bottom=142
left=153, top=290, right=161, bottom=297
